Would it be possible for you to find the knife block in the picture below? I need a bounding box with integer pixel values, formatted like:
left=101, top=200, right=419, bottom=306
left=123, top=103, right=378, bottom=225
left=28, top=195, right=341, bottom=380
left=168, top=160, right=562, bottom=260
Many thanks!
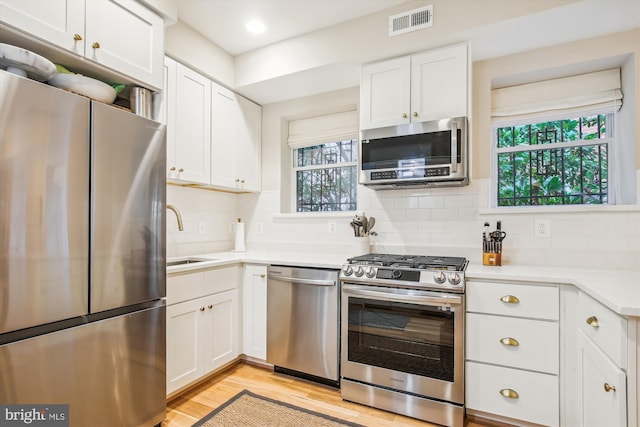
left=482, top=240, right=502, bottom=266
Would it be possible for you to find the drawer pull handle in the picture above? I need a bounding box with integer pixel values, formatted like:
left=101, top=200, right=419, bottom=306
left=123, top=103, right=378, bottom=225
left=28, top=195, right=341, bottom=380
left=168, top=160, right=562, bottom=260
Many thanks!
left=500, top=295, right=519, bottom=304
left=500, top=337, right=519, bottom=347
left=604, top=383, right=616, bottom=393
left=586, top=316, right=599, bottom=328
left=499, top=389, right=519, bottom=399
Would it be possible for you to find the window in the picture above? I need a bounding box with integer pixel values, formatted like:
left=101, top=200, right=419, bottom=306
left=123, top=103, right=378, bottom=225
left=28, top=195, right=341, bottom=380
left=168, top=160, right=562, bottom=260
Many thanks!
left=294, top=140, right=358, bottom=212
left=495, top=114, right=611, bottom=206
left=491, top=69, right=624, bottom=207
left=287, top=110, right=359, bottom=212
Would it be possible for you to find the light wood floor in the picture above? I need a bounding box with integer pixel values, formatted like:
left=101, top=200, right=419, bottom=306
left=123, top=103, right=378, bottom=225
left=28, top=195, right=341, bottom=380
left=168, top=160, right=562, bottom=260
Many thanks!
left=163, top=362, right=492, bottom=427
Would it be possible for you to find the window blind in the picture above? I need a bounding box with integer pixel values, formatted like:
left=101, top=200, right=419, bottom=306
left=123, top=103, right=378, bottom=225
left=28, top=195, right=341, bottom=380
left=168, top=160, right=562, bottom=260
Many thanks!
left=491, top=68, right=623, bottom=125
left=287, top=110, right=358, bottom=149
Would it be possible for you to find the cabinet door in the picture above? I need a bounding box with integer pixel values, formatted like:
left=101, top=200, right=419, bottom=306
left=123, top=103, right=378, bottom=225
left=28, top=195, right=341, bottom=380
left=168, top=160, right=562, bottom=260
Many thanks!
left=84, top=0, right=163, bottom=89
left=210, top=82, right=237, bottom=189
left=203, top=289, right=240, bottom=373
left=164, top=56, right=177, bottom=178
left=578, top=330, right=627, bottom=427
left=360, top=56, right=411, bottom=130
left=166, top=298, right=205, bottom=395
left=0, top=0, right=84, bottom=54
left=234, top=95, right=262, bottom=192
left=242, top=265, right=267, bottom=359
left=174, top=63, right=211, bottom=184
left=411, top=44, right=467, bottom=122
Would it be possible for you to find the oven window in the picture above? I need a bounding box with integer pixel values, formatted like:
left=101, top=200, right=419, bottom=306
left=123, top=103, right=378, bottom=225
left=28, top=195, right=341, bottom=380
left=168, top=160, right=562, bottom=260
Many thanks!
left=346, top=296, right=455, bottom=382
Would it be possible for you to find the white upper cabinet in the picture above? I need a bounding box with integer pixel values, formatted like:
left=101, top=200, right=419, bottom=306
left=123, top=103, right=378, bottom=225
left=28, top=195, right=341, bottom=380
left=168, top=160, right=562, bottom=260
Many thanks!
left=360, top=43, right=467, bottom=130
left=164, top=57, right=211, bottom=184
left=360, top=56, right=411, bottom=129
left=210, top=83, right=262, bottom=192
left=234, top=94, right=262, bottom=192
left=411, top=44, right=467, bottom=122
left=0, top=0, right=164, bottom=89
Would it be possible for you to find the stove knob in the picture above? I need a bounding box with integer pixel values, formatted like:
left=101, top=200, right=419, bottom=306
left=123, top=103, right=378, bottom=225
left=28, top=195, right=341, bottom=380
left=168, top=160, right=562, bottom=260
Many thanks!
left=448, top=273, right=461, bottom=285
left=392, top=269, right=402, bottom=279
left=341, top=265, right=353, bottom=276
left=365, top=267, right=376, bottom=278
left=354, top=266, right=365, bottom=277
left=433, top=271, right=446, bottom=284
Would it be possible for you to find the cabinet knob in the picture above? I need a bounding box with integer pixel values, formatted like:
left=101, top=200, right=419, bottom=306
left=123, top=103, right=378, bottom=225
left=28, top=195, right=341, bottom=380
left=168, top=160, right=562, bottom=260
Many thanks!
left=178, top=168, right=184, bottom=173
left=499, top=389, right=519, bottom=399
left=402, top=113, right=407, bottom=118
left=92, top=42, right=100, bottom=49
left=604, top=383, right=616, bottom=393
left=499, top=337, right=519, bottom=347
left=260, top=274, right=265, bottom=278
left=240, top=179, right=245, bottom=184
left=199, top=307, right=205, bottom=312
left=586, top=316, right=599, bottom=328
left=73, top=34, right=83, bottom=41
left=169, top=167, right=176, bottom=171
left=208, top=304, right=213, bottom=309
left=500, top=295, right=520, bottom=304
left=413, top=112, right=418, bottom=117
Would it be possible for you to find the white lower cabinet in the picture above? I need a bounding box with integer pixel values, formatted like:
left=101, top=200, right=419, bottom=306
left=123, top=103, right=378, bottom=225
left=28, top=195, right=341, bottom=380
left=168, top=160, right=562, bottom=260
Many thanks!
left=578, top=329, right=627, bottom=427
left=466, top=281, right=559, bottom=426
left=166, top=266, right=241, bottom=396
left=242, top=264, right=267, bottom=360
left=466, top=362, right=559, bottom=427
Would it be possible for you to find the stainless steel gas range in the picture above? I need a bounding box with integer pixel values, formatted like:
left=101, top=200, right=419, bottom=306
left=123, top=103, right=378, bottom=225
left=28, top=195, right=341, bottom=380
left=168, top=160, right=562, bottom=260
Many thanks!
left=340, top=253, right=468, bottom=427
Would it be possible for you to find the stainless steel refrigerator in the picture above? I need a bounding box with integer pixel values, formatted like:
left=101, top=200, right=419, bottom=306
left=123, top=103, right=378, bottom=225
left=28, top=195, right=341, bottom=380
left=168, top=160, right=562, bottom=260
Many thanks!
left=0, top=70, right=167, bottom=426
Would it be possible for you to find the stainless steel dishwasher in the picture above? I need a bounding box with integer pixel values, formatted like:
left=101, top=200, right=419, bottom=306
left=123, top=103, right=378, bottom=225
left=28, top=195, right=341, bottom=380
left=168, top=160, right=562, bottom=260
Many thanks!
left=267, top=265, right=340, bottom=386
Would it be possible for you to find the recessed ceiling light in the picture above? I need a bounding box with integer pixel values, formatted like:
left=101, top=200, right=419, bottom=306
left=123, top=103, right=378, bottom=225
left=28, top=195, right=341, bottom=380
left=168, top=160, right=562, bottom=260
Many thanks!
left=246, top=20, right=266, bottom=34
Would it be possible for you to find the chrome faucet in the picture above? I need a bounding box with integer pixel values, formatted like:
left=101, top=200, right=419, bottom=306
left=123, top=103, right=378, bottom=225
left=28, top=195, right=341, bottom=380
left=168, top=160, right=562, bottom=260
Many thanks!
left=167, top=204, right=184, bottom=231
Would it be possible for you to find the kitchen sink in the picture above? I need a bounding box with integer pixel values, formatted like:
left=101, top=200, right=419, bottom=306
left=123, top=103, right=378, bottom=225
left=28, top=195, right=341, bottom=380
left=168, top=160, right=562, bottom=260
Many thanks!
left=166, top=257, right=215, bottom=267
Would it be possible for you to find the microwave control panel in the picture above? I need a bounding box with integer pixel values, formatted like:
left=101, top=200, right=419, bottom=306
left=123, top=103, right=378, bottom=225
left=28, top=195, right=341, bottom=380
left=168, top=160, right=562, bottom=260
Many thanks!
left=371, top=167, right=451, bottom=180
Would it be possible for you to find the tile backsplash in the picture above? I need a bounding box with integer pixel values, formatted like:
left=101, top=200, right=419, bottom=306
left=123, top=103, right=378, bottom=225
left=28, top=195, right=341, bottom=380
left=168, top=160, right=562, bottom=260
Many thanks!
left=167, top=174, right=640, bottom=271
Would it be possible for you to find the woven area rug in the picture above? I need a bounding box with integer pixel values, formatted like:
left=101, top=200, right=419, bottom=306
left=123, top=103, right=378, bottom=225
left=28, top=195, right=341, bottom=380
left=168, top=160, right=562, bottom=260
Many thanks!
left=192, top=389, right=366, bottom=427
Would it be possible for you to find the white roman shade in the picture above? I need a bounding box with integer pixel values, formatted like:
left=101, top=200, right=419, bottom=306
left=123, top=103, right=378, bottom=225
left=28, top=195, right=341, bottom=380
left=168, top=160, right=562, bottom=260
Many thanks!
left=287, top=110, right=358, bottom=149
left=491, top=69, right=623, bottom=124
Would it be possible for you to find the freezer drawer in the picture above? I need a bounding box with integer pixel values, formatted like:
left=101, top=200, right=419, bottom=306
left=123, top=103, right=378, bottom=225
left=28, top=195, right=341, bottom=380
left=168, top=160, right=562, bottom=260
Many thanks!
left=0, top=304, right=166, bottom=427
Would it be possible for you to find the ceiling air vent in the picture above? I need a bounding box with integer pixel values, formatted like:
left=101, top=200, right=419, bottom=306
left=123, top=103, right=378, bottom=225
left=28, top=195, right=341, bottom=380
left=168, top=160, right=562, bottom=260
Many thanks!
left=388, top=5, right=433, bottom=37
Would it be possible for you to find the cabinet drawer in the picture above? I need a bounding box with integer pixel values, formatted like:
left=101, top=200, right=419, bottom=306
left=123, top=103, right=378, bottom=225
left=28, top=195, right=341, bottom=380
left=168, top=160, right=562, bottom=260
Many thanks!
left=577, top=291, right=627, bottom=369
left=466, top=361, right=558, bottom=427
left=167, top=271, right=205, bottom=305
left=467, top=281, right=558, bottom=320
left=466, top=313, right=558, bottom=374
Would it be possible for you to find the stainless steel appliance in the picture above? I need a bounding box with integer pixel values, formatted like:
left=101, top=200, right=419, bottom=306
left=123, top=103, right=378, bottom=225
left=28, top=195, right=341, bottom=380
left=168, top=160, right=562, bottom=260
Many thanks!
left=0, top=70, right=166, bottom=426
left=359, top=116, right=468, bottom=189
left=340, top=253, right=467, bottom=427
left=267, top=266, right=340, bottom=386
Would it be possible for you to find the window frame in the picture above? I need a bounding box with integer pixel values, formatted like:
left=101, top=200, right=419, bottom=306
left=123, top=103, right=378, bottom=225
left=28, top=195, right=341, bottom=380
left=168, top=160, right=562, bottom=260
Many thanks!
left=490, top=113, right=616, bottom=208
left=290, top=138, right=358, bottom=213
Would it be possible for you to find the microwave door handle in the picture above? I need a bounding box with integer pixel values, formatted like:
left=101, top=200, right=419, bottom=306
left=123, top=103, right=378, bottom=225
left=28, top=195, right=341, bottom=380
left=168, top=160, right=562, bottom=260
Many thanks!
left=450, top=122, right=458, bottom=173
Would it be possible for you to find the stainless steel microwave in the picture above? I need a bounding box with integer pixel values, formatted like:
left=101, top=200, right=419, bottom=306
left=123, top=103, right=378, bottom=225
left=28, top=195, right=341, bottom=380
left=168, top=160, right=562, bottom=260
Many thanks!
left=359, top=117, right=468, bottom=189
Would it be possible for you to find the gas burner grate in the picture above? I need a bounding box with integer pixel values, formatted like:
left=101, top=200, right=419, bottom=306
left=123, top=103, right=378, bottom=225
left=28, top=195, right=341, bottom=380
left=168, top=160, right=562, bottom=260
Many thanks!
left=347, top=253, right=468, bottom=271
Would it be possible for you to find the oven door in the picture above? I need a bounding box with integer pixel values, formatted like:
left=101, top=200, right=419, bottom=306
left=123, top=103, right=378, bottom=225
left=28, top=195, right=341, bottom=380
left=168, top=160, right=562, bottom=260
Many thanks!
left=341, top=283, right=464, bottom=404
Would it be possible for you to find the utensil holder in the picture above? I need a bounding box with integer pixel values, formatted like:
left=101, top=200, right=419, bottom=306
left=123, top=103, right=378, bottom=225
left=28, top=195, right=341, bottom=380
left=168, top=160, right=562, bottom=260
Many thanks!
left=482, top=240, right=502, bottom=266
left=352, top=236, right=370, bottom=256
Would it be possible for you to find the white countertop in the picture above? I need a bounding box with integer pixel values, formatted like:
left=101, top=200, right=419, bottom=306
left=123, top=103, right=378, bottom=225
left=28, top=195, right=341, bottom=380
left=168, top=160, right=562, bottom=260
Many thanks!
left=167, top=251, right=640, bottom=317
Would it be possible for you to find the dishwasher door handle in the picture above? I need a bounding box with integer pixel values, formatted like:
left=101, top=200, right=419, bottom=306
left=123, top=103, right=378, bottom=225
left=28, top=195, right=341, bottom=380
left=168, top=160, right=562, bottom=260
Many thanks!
left=267, top=273, right=336, bottom=286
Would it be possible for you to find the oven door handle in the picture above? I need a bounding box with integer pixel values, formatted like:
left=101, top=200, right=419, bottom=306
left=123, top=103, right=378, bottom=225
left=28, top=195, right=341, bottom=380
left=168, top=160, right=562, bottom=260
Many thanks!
left=342, top=285, right=462, bottom=306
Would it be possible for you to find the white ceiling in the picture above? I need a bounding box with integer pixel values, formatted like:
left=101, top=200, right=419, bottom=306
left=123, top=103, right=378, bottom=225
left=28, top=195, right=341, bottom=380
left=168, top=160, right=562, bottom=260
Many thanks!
left=177, top=0, right=410, bottom=55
